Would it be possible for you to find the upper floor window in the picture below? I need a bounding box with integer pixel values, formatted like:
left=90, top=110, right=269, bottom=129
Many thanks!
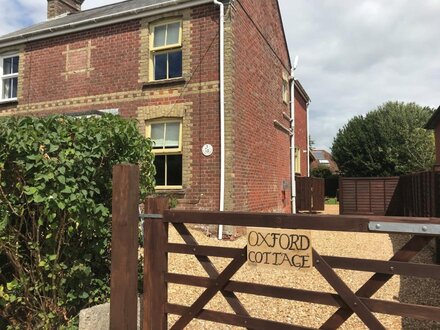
left=150, top=20, right=183, bottom=81
left=147, top=119, right=183, bottom=189
left=282, top=79, right=289, bottom=104
left=0, top=55, right=19, bottom=101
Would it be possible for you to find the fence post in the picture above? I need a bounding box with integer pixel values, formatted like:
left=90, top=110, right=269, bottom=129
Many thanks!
left=110, top=164, right=140, bottom=330
left=143, top=197, right=169, bottom=330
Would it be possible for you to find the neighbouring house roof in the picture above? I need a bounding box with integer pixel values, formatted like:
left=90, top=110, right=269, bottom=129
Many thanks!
left=0, top=0, right=216, bottom=48
left=310, top=149, right=339, bottom=173
left=295, top=79, right=311, bottom=103
left=425, top=106, right=440, bottom=129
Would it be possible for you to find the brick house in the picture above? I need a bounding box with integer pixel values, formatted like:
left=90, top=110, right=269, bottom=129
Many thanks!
left=0, top=0, right=310, bottom=214
left=426, top=106, right=440, bottom=171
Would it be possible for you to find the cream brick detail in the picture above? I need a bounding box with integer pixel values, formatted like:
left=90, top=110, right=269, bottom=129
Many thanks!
left=223, top=5, right=236, bottom=212
left=62, top=40, right=96, bottom=80
left=137, top=103, right=193, bottom=189
left=0, top=81, right=218, bottom=116
left=138, top=10, right=191, bottom=83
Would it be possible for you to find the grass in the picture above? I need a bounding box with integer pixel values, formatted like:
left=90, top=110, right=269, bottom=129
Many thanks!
left=325, top=197, right=339, bottom=205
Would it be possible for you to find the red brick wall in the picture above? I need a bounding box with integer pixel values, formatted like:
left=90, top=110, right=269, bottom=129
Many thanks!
left=0, top=5, right=222, bottom=211
left=294, top=88, right=308, bottom=177
left=231, top=0, right=293, bottom=213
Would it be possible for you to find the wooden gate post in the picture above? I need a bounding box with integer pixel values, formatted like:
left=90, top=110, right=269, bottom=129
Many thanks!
left=143, top=197, right=169, bottom=330
left=110, top=164, right=140, bottom=330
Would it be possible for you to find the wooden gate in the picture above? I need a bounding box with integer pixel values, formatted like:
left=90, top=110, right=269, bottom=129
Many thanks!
left=110, top=165, right=440, bottom=330
left=296, top=177, right=325, bottom=212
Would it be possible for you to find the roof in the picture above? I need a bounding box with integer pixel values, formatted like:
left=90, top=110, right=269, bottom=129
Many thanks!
left=425, top=106, right=440, bottom=129
left=294, top=79, right=311, bottom=103
left=0, top=0, right=210, bottom=47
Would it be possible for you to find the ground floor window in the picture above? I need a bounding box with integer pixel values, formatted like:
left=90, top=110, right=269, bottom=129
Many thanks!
left=295, top=147, right=301, bottom=174
left=147, top=119, right=183, bottom=189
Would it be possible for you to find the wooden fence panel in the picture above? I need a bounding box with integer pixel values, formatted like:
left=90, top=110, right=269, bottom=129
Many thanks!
left=296, top=177, right=325, bottom=212
left=339, top=177, right=400, bottom=215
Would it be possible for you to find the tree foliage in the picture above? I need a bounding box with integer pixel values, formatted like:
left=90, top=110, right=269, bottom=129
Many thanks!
left=311, top=166, right=333, bottom=179
left=332, top=101, right=435, bottom=177
left=0, top=115, right=155, bottom=328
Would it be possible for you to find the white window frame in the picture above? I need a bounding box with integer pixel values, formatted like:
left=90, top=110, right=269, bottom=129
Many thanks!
left=146, top=119, right=183, bottom=189
left=0, top=54, right=19, bottom=102
left=149, top=19, right=183, bottom=81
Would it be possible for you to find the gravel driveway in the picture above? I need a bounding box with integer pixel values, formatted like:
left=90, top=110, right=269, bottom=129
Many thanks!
left=167, top=205, right=440, bottom=329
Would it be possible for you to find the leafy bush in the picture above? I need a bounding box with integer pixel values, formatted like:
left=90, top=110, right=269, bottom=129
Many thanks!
left=332, top=101, right=435, bottom=177
left=0, top=115, right=155, bottom=329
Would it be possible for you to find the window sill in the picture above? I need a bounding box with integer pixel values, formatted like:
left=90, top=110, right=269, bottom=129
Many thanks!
left=154, top=189, right=186, bottom=196
left=0, top=98, right=18, bottom=105
left=143, top=77, right=186, bottom=89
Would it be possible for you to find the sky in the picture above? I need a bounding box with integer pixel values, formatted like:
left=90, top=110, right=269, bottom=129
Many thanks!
left=1, top=0, right=439, bottom=150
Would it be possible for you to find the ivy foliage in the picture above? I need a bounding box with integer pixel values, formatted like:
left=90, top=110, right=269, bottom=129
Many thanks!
left=332, top=101, right=435, bottom=177
left=0, top=115, right=155, bottom=329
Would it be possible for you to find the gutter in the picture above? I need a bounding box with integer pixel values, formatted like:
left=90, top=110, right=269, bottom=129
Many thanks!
left=306, top=101, right=311, bottom=177
left=213, top=0, right=225, bottom=240
left=0, top=0, right=213, bottom=49
left=290, top=56, right=299, bottom=214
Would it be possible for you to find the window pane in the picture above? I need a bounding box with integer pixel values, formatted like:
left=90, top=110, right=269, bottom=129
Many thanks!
left=166, top=22, right=180, bottom=45
left=11, top=77, right=17, bottom=98
left=154, top=25, right=166, bottom=48
left=12, top=57, right=19, bottom=74
left=154, top=53, right=167, bottom=80
left=154, top=155, right=166, bottom=186
left=3, top=58, right=12, bottom=75
left=168, top=51, right=182, bottom=79
left=151, top=123, right=165, bottom=148
left=165, top=122, right=180, bottom=148
left=167, top=155, right=182, bottom=186
left=2, top=78, right=17, bottom=99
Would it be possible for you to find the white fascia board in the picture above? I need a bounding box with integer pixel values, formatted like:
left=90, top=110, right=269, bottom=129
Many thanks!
left=0, top=0, right=213, bottom=49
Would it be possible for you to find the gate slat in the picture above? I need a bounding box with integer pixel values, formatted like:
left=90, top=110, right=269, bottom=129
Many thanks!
left=170, top=248, right=247, bottom=329
left=167, top=304, right=314, bottom=330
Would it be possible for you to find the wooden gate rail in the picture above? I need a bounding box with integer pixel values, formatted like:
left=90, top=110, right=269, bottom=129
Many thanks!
left=109, top=166, right=440, bottom=330
left=155, top=211, right=440, bottom=329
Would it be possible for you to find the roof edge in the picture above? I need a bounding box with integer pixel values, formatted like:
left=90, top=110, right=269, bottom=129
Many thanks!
left=0, top=0, right=212, bottom=49
left=425, top=106, right=440, bottom=129
left=294, top=79, right=311, bottom=103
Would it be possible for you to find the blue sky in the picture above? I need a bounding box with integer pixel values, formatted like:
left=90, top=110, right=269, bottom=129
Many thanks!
left=1, top=0, right=439, bottom=150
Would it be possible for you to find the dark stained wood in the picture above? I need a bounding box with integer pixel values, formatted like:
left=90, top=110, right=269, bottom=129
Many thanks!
left=321, top=235, right=432, bottom=329
left=143, top=197, right=169, bottom=330
left=170, top=248, right=247, bottom=330
left=110, top=164, right=140, bottom=330
left=364, top=298, right=440, bottom=322
left=312, top=250, right=385, bottom=330
left=165, top=273, right=440, bottom=321
left=296, top=177, right=325, bottom=212
left=165, top=273, right=345, bottom=307
left=322, top=255, right=440, bottom=279
left=166, top=243, right=243, bottom=258
left=164, top=210, right=440, bottom=232
left=172, top=223, right=253, bottom=325
left=167, top=304, right=314, bottom=330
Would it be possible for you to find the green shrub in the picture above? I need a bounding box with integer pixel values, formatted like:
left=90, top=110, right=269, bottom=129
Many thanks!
left=0, top=115, right=155, bottom=329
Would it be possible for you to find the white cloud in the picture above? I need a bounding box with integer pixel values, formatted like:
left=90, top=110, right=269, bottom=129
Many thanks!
left=279, top=0, right=440, bottom=150
left=1, top=0, right=439, bottom=151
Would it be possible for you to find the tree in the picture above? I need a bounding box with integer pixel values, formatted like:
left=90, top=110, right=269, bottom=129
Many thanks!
left=332, top=101, right=435, bottom=177
left=311, top=165, right=332, bottom=178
